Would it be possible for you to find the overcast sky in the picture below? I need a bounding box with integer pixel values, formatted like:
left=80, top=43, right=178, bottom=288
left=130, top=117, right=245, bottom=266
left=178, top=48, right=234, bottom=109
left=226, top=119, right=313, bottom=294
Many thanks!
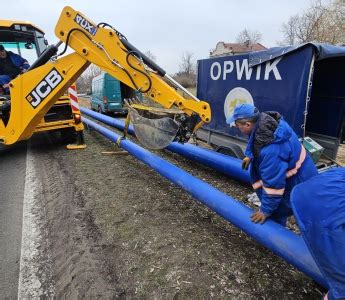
left=6, top=0, right=311, bottom=74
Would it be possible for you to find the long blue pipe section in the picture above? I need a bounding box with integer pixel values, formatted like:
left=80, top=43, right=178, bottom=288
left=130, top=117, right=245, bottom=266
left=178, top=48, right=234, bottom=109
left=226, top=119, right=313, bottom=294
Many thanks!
left=80, top=107, right=250, bottom=183
left=81, top=115, right=326, bottom=288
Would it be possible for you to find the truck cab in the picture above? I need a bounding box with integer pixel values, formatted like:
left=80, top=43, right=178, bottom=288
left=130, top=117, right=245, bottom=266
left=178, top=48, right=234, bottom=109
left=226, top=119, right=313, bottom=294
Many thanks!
left=0, top=20, right=85, bottom=146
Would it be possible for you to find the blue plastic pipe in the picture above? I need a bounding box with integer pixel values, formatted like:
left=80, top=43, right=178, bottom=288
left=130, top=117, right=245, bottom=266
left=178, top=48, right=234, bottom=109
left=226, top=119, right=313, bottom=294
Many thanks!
left=80, top=107, right=250, bottom=183
left=82, top=115, right=326, bottom=288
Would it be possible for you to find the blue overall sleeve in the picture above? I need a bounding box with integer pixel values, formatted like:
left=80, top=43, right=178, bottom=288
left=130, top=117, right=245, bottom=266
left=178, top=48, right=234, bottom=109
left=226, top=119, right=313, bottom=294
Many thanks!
left=9, top=52, right=30, bottom=71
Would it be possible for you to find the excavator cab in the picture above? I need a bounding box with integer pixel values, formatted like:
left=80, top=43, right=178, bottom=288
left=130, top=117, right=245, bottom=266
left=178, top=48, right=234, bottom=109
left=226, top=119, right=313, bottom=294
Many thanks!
left=0, top=20, right=85, bottom=148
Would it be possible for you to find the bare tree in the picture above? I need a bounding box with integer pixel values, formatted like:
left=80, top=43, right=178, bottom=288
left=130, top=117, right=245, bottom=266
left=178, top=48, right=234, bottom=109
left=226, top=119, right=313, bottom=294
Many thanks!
left=236, top=29, right=262, bottom=44
left=281, top=15, right=300, bottom=45
left=280, top=0, right=345, bottom=45
left=76, top=64, right=102, bottom=94
left=173, top=51, right=196, bottom=88
left=87, top=64, right=102, bottom=78
left=178, top=51, right=196, bottom=76
left=329, top=0, right=345, bottom=44
left=144, top=50, right=156, bottom=62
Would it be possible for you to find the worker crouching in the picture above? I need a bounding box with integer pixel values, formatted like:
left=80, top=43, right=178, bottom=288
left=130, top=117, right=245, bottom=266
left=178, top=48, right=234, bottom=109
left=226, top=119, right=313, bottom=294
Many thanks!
left=226, top=103, right=318, bottom=226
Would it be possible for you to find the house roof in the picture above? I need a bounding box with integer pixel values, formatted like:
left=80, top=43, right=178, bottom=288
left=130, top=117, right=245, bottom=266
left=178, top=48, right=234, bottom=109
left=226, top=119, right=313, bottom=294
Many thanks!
left=210, top=42, right=267, bottom=56
left=223, top=42, right=266, bottom=52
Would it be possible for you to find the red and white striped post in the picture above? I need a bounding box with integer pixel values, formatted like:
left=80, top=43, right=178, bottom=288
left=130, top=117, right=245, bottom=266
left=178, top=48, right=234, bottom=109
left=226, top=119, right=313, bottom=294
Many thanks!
left=68, top=84, right=80, bottom=113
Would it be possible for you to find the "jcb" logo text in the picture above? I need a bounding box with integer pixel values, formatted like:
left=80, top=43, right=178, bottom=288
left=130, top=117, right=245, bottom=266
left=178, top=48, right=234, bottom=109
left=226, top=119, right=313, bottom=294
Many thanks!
left=26, top=69, right=63, bottom=108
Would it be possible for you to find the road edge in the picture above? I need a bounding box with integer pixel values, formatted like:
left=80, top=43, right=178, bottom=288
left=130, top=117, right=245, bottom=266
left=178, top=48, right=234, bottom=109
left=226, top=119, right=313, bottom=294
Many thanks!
left=17, top=147, right=48, bottom=297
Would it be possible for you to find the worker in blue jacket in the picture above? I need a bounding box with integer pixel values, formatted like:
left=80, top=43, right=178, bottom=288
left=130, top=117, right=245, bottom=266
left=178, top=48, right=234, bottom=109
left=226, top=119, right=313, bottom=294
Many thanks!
left=0, top=44, right=30, bottom=94
left=291, top=167, right=345, bottom=300
left=226, top=103, right=318, bottom=226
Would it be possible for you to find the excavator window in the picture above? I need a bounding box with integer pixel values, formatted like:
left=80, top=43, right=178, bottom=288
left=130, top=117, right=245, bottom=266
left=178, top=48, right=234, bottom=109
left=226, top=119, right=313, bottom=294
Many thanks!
left=34, top=30, right=48, bottom=55
left=0, top=26, right=46, bottom=58
left=0, top=42, right=38, bottom=64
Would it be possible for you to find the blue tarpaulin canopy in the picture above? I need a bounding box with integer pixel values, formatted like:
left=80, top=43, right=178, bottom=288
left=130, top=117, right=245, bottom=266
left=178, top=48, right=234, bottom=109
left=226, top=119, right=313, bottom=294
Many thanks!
left=197, top=42, right=345, bottom=159
left=246, top=42, right=345, bottom=142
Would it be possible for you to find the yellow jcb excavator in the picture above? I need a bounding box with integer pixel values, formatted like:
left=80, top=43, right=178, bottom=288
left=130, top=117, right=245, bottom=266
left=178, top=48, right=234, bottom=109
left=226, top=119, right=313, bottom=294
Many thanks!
left=0, top=6, right=211, bottom=149
left=0, top=19, right=86, bottom=149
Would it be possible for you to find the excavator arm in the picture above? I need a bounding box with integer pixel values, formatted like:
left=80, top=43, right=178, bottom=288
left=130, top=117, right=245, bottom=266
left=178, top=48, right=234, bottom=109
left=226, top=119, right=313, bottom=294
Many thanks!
left=0, top=6, right=211, bottom=148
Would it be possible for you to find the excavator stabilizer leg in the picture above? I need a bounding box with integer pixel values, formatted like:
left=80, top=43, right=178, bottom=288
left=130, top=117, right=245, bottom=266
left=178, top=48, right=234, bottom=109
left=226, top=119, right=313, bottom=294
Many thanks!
left=66, top=131, right=87, bottom=150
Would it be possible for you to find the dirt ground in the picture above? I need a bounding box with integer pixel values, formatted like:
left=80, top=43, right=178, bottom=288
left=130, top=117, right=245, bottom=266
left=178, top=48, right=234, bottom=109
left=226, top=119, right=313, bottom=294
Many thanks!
left=337, top=143, right=345, bottom=166
left=25, top=106, right=332, bottom=298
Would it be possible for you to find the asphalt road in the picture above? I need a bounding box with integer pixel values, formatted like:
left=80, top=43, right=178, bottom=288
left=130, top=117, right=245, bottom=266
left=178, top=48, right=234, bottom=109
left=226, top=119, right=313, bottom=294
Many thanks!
left=0, top=142, right=27, bottom=298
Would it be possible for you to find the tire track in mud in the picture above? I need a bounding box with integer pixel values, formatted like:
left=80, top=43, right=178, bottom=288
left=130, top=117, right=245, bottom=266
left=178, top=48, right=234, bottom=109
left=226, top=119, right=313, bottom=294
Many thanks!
left=19, top=133, right=122, bottom=298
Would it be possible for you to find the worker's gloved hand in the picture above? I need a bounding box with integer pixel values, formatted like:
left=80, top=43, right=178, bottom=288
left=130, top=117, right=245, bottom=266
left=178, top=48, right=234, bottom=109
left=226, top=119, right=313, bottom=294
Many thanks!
left=251, top=210, right=268, bottom=224
left=242, top=156, right=251, bottom=170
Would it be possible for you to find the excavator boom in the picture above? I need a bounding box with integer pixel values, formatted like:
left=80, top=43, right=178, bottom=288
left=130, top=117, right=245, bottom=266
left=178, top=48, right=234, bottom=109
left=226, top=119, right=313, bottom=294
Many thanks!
left=0, top=6, right=211, bottom=149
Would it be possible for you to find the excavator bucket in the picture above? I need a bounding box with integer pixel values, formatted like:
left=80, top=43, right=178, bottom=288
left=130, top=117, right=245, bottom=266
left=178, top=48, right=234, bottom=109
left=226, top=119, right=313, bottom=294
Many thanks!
left=128, top=105, right=180, bottom=149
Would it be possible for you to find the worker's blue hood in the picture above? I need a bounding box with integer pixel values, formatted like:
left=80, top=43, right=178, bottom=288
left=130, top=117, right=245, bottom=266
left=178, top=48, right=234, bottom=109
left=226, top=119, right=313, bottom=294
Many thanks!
left=245, top=112, right=292, bottom=159
left=249, top=42, right=345, bottom=67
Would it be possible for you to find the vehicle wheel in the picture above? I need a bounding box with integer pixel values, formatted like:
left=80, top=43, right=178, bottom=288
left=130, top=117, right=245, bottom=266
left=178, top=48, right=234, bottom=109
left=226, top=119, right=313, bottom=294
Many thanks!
left=216, top=146, right=244, bottom=159
left=217, top=147, right=236, bottom=157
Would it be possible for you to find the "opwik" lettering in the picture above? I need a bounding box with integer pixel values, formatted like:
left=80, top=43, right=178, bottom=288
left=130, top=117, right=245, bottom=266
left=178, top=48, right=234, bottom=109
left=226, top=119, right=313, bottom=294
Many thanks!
left=210, top=58, right=282, bottom=81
